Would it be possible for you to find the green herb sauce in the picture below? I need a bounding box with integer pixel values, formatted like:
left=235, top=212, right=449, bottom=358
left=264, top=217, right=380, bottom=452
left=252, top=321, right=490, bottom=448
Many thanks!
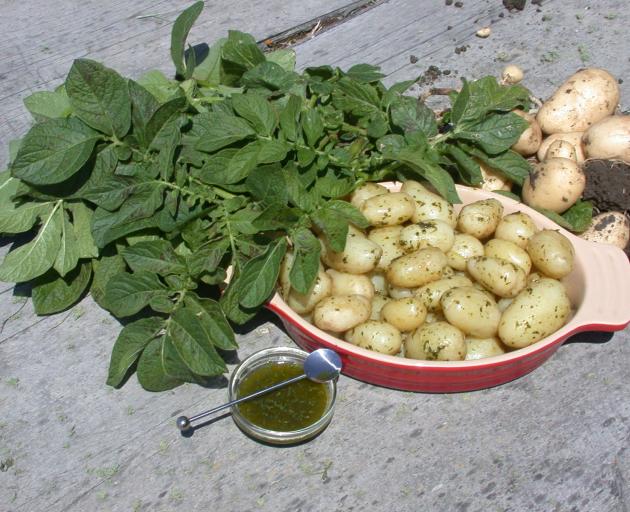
left=236, top=362, right=330, bottom=431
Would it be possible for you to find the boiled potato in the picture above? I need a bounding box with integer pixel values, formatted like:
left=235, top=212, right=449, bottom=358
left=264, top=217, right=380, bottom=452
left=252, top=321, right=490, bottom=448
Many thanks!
left=522, top=158, right=586, bottom=213
left=405, top=322, right=466, bottom=361
left=312, top=294, right=371, bottom=332
left=440, top=286, right=501, bottom=338
left=326, top=269, right=374, bottom=299
left=465, top=336, right=507, bottom=360
left=369, top=271, right=388, bottom=295
left=287, top=267, right=332, bottom=314
left=386, top=247, right=447, bottom=288
left=536, top=68, right=620, bottom=134
left=457, top=199, right=504, bottom=239
left=498, top=278, right=572, bottom=348
left=536, top=132, right=586, bottom=164
left=348, top=320, right=403, bottom=355
left=370, top=293, right=391, bottom=320
left=478, top=161, right=512, bottom=192
left=446, top=233, right=485, bottom=271
left=527, top=272, right=544, bottom=285
left=467, top=256, right=527, bottom=298
left=580, top=211, right=630, bottom=249
left=349, top=182, right=388, bottom=209
left=387, top=283, right=417, bottom=299
left=511, top=110, right=543, bottom=156
left=368, top=225, right=404, bottom=270
left=380, top=296, right=427, bottom=332
left=415, top=274, right=474, bottom=312
left=582, top=115, right=630, bottom=162
left=278, top=250, right=296, bottom=299
left=320, top=225, right=382, bottom=274
left=360, top=191, right=416, bottom=227
left=526, top=229, right=575, bottom=279
left=494, top=212, right=538, bottom=248
left=399, top=220, right=455, bottom=253
left=484, top=238, right=532, bottom=274
left=496, top=297, right=513, bottom=312
left=501, top=64, right=524, bottom=85
left=425, top=311, right=446, bottom=324
left=400, top=180, right=457, bottom=227
left=545, top=140, right=578, bottom=161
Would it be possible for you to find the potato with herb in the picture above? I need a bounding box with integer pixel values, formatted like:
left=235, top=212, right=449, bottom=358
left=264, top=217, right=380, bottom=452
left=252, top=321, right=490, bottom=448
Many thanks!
left=380, top=296, right=427, bottom=332
left=399, top=220, right=455, bottom=253
left=347, top=320, right=403, bottom=355
left=467, top=256, right=527, bottom=298
left=526, top=230, right=575, bottom=279
left=313, top=295, right=371, bottom=333
left=465, top=336, right=507, bottom=360
left=367, top=225, right=405, bottom=270
left=457, top=199, right=504, bottom=239
left=405, top=322, right=466, bottom=361
left=360, top=191, right=416, bottom=227
left=440, top=286, right=502, bottom=338
left=446, top=233, right=485, bottom=271
left=494, top=212, right=538, bottom=248
left=349, top=182, right=388, bottom=209
left=400, top=180, right=457, bottom=227
left=326, top=269, right=374, bottom=299
left=415, top=274, right=473, bottom=312
left=484, top=238, right=532, bottom=275
left=386, top=247, right=447, bottom=288
left=320, top=225, right=382, bottom=274
left=287, top=267, right=332, bottom=314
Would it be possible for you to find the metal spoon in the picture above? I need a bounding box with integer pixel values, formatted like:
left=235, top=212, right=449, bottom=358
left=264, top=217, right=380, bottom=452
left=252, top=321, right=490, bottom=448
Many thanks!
left=176, top=348, right=342, bottom=431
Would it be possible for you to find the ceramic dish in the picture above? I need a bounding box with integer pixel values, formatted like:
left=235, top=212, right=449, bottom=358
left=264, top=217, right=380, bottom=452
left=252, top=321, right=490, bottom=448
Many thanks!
left=266, top=184, right=630, bottom=392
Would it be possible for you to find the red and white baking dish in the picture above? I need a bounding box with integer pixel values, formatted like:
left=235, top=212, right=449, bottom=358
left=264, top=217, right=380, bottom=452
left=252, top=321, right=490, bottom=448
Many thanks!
left=266, top=184, right=630, bottom=392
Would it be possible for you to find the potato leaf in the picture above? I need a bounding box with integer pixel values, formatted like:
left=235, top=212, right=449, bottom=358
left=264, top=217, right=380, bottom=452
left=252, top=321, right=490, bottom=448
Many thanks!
left=453, top=112, right=528, bottom=155
left=137, top=337, right=183, bottom=392
left=184, top=295, right=237, bottom=350
left=195, top=110, right=256, bottom=153
left=289, top=227, right=321, bottom=295
left=54, top=208, right=81, bottom=277
left=32, top=261, right=92, bottom=315
left=231, top=93, right=277, bottom=136
left=103, top=270, right=169, bottom=317
left=23, top=88, right=72, bottom=121
left=122, top=240, right=186, bottom=275
left=170, top=0, right=204, bottom=78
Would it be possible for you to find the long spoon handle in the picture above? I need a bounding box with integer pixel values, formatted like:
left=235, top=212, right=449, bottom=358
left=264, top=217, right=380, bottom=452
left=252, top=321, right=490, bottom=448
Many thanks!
left=177, top=373, right=307, bottom=430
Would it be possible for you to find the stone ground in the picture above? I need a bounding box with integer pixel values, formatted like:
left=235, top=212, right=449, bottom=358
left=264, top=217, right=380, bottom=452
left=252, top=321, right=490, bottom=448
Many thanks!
left=0, top=1, right=629, bottom=511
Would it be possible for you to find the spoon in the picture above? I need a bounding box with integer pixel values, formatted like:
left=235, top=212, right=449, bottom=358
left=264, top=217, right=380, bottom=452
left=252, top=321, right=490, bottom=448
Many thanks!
left=176, top=348, right=342, bottom=431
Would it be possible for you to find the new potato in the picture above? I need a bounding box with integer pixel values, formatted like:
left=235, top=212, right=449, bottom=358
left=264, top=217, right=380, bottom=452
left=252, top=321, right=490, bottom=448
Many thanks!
left=457, top=199, right=503, bottom=239
left=446, top=233, right=485, bottom=270
left=360, top=191, right=416, bottom=227
left=313, top=295, right=371, bottom=333
left=527, top=230, right=575, bottom=279
left=367, top=226, right=404, bottom=270
left=415, top=274, right=474, bottom=312
left=511, top=110, right=543, bottom=156
left=441, top=286, right=502, bottom=338
left=522, top=158, right=586, bottom=213
left=494, top=212, right=538, bottom=248
left=405, top=321, right=466, bottom=361
left=536, top=132, right=586, bottom=164
left=400, top=180, right=457, bottom=227
left=347, top=320, right=403, bottom=355
left=387, top=247, right=447, bottom=288
left=380, top=297, right=427, bottom=332
left=582, top=115, right=630, bottom=163
left=467, top=256, right=527, bottom=298
left=320, top=225, right=382, bottom=274
left=484, top=238, right=532, bottom=274
left=465, top=336, right=507, bottom=360
left=399, top=220, right=455, bottom=253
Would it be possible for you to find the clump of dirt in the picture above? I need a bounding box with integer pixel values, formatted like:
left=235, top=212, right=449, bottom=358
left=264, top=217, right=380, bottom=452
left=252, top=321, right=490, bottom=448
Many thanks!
left=502, top=0, right=526, bottom=11
left=582, top=159, right=630, bottom=212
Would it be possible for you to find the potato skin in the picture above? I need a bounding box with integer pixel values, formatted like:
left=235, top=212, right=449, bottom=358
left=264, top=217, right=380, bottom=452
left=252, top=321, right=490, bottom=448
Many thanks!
left=467, top=256, right=527, bottom=298
left=484, top=238, right=532, bottom=275
left=457, top=199, right=504, bottom=239
left=326, top=269, right=375, bottom=299
left=580, top=211, right=630, bottom=249
left=511, top=110, right=543, bottom=156
left=401, top=180, right=457, bottom=226
left=380, top=296, right=427, bottom=332
left=415, top=274, right=474, bottom=312
left=349, top=182, right=388, bottom=209
left=526, top=230, right=575, bottom=279
left=536, top=68, right=620, bottom=134
left=405, top=322, right=466, bottom=361
left=545, top=140, right=578, bottom=161
left=446, top=233, right=485, bottom=271
left=399, top=220, right=455, bottom=253
left=522, top=158, right=586, bottom=213
left=320, top=226, right=382, bottom=274
left=478, top=162, right=512, bottom=192
left=313, top=295, right=371, bottom=333
left=441, top=286, right=502, bottom=338
left=536, top=132, right=586, bottom=164
left=368, top=226, right=404, bottom=271
left=386, top=247, right=447, bottom=288
left=498, top=278, right=571, bottom=348
left=582, top=115, right=630, bottom=162
left=360, top=191, right=416, bottom=227
left=465, top=336, right=506, bottom=360
left=494, top=212, right=538, bottom=249
left=348, top=320, right=403, bottom=355
left=369, top=293, right=390, bottom=320
left=287, top=267, right=332, bottom=314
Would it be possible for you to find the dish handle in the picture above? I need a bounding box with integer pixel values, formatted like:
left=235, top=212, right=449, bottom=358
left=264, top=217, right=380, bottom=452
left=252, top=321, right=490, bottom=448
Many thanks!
left=571, top=238, right=630, bottom=331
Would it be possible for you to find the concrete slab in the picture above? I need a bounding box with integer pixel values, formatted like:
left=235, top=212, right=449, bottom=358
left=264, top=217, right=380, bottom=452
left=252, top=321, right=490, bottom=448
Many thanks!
left=0, top=1, right=629, bottom=511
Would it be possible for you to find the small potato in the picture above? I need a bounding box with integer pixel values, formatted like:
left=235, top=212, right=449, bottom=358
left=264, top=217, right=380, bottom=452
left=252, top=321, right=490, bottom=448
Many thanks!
left=545, top=140, right=578, bottom=161
left=400, top=180, right=457, bottom=227
left=522, top=158, right=586, bottom=213
left=312, top=295, right=371, bottom=333
left=369, top=271, right=388, bottom=295
left=484, top=238, right=532, bottom=274
left=527, top=230, right=575, bottom=279
left=511, top=110, right=543, bottom=156
left=580, top=211, right=630, bottom=250
left=405, top=322, right=466, bottom=361
left=370, top=293, right=391, bottom=320
left=425, top=311, right=446, bottom=324
left=399, top=220, right=455, bottom=253
left=349, top=182, right=388, bottom=209
left=415, top=274, right=474, bottom=312
left=465, top=337, right=507, bottom=360
left=446, top=233, right=485, bottom=271
left=467, top=256, right=527, bottom=298
left=349, top=320, right=403, bottom=355
left=494, top=212, right=538, bottom=249
left=582, top=115, right=630, bottom=162
left=536, top=68, right=620, bottom=134
left=387, top=284, right=417, bottom=299
left=501, top=65, right=524, bottom=85
left=457, top=199, right=504, bottom=239
left=498, top=278, right=572, bottom=348
left=381, top=296, right=427, bottom=332
left=496, top=297, right=513, bottom=312
left=537, top=132, right=586, bottom=164
left=441, top=266, right=456, bottom=278
left=387, top=247, right=448, bottom=288
left=441, top=286, right=501, bottom=338
left=368, top=226, right=405, bottom=270
left=326, top=269, right=374, bottom=299
left=478, top=161, right=512, bottom=192
left=278, top=250, right=296, bottom=299
left=527, top=272, right=544, bottom=285
left=360, top=191, right=416, bottom=227
left=287, top=268, right=332, bottom=314
left=320, top=225, right=382, bottom=274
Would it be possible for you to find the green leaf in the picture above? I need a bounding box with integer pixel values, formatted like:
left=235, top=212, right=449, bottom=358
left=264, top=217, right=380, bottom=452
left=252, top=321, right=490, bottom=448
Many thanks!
left=0, top=202, right=62, bottom=282
left=345, top=63, right=385, bottom=83
left=461, top=144, right=531, bottom=185
left=54, top=209, right=81, bottom=277
left=170, top=0, right=204, bottom=78
left=144, top=97, right=187, bottom=150
left=186, top=238, right=229, bottom=277
left=390, top=96, right=438, bottom=136
left=234, top=238, right=287, bottom=308
left=195, top=110, right=256, bottom=153
left=137, top=337, right=183, bottom=392
left=561, top=200, right=593, bottom=233
left=222, top=30, right=265, bottom=70
left=241, top=62, right=299, bottom=91
left=122, top=240, right=186, bottom=275
left=32, top=261, right=92, bottom=315
left=279, top=95, right=302, bottom=142
left=266, top=49, right=296, bottom=72
left=443, top=144, right=483, bottom=185
left=128, top=79, right=160, bottom=148
left=302, top=109, right=325, bottom=146
left=67, top=203, right=99, bottom=258
left=453, top=112, right=528, bottom=155
left=289, top=227, right=321, bottom=295
left=192, top=38, right=225, bottom=84
left=23, top=88, right=72, bottom=121
left=0, top=172, right=52, bottom=233
left=311, top=208, right=348, bottom=252
left=91, top=248, right=126, bottom=308
left=327, top=200, right=370, bottom=228
left=184, top=295, right=237, bottom=350
left=106, top=316, right=164, bottom=388
left=332, top=77, right=380, bottom=117
left=167, top=308, right=227, bottom=376
left=65, top=59, right=131, bottom=137
left=257, top=139, right=289, bottom=164
left=11, top=117, right=99, bottom=186
left=103, top=270, right=168, bottom=317
left=231, top=93, right=276, bottom=136
left=224, top=143, right=260, bottom=183
left=252, top=205, right=300, bottom=231
left=246, top=165, right=287, bottom=205
left=137, top=70, right=180, bottom=103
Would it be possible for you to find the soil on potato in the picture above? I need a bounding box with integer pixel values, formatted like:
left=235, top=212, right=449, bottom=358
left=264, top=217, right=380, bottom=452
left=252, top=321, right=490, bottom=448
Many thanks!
left=583, top=159, right=630, bottom=212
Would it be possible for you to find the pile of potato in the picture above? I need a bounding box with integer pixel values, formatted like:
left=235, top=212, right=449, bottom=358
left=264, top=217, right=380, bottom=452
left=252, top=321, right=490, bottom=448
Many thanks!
left=279, top=181, right=575, bottom=361
left=492, top=66, right=630, bottom=251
